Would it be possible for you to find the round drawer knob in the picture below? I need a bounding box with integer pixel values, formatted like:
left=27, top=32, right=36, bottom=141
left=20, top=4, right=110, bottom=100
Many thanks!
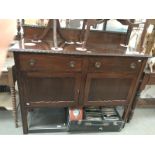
left=29, top=59, right=36, bottom=66
left=26, top=103, right=30, bottom=106
left=69, top=61, right=75, bottom=68
left=130, top=63, right=136, bottom=69
left=95, top=61, right=102, bottom=68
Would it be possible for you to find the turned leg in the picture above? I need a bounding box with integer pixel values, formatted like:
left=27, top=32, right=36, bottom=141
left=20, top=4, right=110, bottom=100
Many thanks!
left=10, top=86, right=18, bottom=128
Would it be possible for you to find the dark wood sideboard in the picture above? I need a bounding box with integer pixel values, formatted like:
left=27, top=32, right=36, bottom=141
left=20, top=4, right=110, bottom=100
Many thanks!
left=10, top=23, right=150, bottom=134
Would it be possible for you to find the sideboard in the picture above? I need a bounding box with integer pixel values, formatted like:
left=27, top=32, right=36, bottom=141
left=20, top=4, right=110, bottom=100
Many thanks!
left=10, top=20, right=150, bottom=134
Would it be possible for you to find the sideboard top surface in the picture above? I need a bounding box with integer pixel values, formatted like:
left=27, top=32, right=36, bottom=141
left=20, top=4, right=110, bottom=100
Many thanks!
left=10, top=38, right=150, bottom=58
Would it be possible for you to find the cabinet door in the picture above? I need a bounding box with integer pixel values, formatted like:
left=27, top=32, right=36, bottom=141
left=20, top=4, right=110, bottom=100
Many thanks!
left=21, top=72, right=81, bottom=107
left=84, top=73, right=136, bottom=106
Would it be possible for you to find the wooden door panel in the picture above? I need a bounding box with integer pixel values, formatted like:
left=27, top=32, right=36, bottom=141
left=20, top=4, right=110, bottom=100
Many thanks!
left=22, top=72, right=81, bottom=107
left=89, top=78, right=132, bottom=100
left=84, top=73, right=136, bottom=106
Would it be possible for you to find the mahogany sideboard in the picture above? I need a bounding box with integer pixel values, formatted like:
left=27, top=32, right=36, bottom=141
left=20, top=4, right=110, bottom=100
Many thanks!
left=11, top=42, right=149, bottom=133
left=10, top=23, right=150, bottom=134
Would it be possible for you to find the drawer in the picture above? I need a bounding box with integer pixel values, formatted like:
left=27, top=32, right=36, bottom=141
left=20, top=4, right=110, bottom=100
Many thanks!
left=88, top=57, right=143, bottom=73
left=18, top=54, right=82, bottom=72
left=68, top=108, right=124, bottom=132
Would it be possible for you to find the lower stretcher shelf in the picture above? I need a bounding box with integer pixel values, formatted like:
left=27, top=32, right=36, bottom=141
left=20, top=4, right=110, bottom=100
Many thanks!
left=27, top=107, right=124, bottom=133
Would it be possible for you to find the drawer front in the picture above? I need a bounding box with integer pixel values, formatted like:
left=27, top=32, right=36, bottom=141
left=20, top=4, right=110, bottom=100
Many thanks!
left=88, top=57, right=143, bottom=73
left=18, top=54, right=82, bottom=72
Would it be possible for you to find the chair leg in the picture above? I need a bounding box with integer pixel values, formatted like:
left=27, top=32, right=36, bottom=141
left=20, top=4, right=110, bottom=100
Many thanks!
left=10, top=86, right=18, bottom=128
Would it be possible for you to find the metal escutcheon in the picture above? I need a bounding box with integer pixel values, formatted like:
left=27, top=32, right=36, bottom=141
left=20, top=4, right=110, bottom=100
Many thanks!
left=29, top=59, right=36, bottom=66
left=130, top=63, right=136, bottom=69
left=69, top=61, right=75, bottom=68
left=95, top=61, right=102, bottom=68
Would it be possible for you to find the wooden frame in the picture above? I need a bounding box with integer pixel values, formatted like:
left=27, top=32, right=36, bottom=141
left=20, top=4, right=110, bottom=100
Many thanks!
left=0, top=66, right=18, bottom=127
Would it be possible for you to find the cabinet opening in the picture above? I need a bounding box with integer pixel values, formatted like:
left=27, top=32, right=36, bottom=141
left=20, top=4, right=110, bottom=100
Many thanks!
left=28, top=107, right=68, bottom=132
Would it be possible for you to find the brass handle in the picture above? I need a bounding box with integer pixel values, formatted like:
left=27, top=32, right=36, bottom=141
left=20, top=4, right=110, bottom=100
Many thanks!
left=130, top=63, right=136, bottom=69
left=95, top=61, right=102, bottom=68
left=69, top=61, right=75, bottom=68
left=29, top=59, right=36, bottom=66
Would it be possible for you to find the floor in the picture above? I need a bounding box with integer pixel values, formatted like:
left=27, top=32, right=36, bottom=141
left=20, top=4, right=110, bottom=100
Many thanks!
left=0, top=92, right=12, bottom=110
left=0, top=108, right=155, bottom=135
